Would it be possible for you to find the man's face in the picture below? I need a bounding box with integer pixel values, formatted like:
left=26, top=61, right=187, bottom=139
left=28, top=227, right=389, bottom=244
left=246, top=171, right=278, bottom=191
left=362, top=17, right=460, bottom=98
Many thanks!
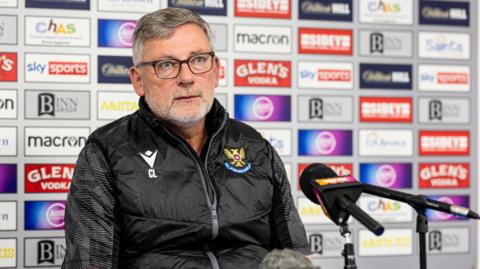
left=130, top=23, right=219, bottom=127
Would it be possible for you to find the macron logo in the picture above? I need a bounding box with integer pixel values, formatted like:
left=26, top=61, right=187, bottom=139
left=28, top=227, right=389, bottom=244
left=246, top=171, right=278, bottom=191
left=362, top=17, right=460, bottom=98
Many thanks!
left=139, top=150, right=158, bottom=178
left=140, top=150, right=157, bottom=168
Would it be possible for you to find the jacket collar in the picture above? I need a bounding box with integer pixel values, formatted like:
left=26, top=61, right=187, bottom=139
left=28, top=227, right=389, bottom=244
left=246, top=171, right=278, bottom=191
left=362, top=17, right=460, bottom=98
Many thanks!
left=138, top=96, right=228, bottom=137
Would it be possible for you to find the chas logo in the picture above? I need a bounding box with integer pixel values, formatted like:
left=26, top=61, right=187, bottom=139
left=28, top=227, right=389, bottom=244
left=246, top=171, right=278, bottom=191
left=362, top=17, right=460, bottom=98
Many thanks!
left=359, top=0, right=413, bottom=25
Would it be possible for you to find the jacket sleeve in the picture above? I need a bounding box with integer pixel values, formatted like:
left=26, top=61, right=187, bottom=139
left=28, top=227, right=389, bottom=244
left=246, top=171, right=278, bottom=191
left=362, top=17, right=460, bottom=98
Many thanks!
left=266, top=141, right=310, bottom=254
left=62, top=140, right=120, bottom=269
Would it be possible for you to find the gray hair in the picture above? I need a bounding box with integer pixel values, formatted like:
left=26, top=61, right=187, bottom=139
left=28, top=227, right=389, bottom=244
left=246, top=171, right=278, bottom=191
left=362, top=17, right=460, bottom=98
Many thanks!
left=259, top=249, right=318, bottom=269
left=132, top=7, right=215, bottom=65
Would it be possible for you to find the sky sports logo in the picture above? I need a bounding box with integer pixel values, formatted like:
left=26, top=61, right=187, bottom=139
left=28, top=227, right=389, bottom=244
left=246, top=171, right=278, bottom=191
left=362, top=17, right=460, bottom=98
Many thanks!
left=98, top=19, right=136, bottom=48
left=298, top=61, right=352, bottom=89
left=25, top=53, right=90, bottom=83
left=25, top=201, right=66, bottom=230
left=419, top=163, right=469, bottom=189
left=234, top=94, right=290, bottom=121
left=235, top=0, right=290, bottom=18
left=419, top=130, right=469, bottom=156
left=418, top=65, right=470, bottom=92
left=298, top=28, right=352, bottom=55
left=360, top=96, right=412, bottom=123
left=0, top=52, right=16, bottom=82
left=25, top=164, right=74, bottom=193
left=234, top=60, right=290, bottom=87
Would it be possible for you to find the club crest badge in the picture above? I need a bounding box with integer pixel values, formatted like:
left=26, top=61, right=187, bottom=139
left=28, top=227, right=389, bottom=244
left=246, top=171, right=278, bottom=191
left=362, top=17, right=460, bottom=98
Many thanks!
left=224, top=147, right=252, bottom=173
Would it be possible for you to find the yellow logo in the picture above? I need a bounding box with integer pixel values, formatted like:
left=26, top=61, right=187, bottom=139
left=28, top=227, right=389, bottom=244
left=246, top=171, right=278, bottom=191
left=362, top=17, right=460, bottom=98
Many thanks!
left=224, top=147, right=251, bottom=173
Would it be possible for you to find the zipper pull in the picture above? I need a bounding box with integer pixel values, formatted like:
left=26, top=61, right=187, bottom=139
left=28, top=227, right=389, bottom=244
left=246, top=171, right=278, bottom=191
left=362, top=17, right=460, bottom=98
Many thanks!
left=211, top=208, right=217, bottom=219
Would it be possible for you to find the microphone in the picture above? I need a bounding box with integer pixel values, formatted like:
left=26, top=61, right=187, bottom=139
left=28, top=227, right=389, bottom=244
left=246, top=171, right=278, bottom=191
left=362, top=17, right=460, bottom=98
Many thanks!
left=300, top=163, right=384, bottom=236
left=361, top=182, right=480, bottom=220
left=302, top=163, right=479, bottom=220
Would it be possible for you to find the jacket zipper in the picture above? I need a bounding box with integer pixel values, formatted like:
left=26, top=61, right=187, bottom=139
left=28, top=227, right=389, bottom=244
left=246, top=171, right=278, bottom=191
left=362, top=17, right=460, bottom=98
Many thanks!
left=158, top=114, right=227, bottom=268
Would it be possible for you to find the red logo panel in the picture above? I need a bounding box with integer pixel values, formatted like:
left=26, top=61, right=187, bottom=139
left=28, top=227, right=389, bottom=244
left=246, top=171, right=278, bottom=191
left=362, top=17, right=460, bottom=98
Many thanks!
left=235, top=0, right=291, bottom=18
left=419, top=163, right=469, bottom=189
left=419, top=130, right=470, bottom=156
left=297, top=163, right=353, bottom=190
left=48, top=61, right=88, bottom=75
left=235, top=60, right=291, bottom=87
left=360, top=97, right=412, bottom=123
left=25, top=164, right=75, bottom=193
left=299, top=28, right=352, bottom=55
left=0, top=53, right=17, bottom=82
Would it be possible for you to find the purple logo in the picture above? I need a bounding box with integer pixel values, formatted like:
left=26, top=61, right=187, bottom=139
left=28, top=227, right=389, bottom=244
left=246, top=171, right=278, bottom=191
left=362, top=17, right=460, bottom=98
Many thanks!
left=25, top=201, right=66, bottom=230
left=0, top=164, right=16, bottom=193
left=235, top=94, right=291, bottom=122
left=360, top=163, right=412, bottom=189
left=299, top=130, right=352, bottom=156
left=98, top=19, right=137, bottom=48
left=375, top=164, right=397, bottom=187
left=252, top=97, right=274, bottom=120
left=314, top=131, right=336, bottom=155
left=426, top=195, right=469, bottom=221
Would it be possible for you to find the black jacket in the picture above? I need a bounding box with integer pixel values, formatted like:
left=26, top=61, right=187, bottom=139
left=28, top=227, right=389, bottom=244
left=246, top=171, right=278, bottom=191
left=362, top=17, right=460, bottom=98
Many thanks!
left=62, top=97, right=309, bottom=269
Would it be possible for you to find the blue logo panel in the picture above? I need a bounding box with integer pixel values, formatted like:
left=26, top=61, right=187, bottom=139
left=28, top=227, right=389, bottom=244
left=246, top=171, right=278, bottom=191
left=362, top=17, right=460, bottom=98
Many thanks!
left=360, top=63, right=412, bottom=90
left=26, top=0, right=90, bottom=10
left=419, top=0, right=469, bottom=26
left=98, top=56, right=133, bottom=84
left=299, top=0, right=352, bottom=21
left=168, top=0, right=227, bottom=16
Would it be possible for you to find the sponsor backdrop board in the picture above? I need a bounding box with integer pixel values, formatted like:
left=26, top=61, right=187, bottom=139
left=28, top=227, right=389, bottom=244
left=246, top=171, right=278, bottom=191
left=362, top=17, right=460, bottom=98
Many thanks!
left=0, top=0, right=477, bottom=268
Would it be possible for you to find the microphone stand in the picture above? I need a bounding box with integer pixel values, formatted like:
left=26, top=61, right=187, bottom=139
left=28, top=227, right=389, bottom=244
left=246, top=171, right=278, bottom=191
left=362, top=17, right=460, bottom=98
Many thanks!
left=340, top=223, right=357, bottom=269
left=411, top=197, right=429, bottom=269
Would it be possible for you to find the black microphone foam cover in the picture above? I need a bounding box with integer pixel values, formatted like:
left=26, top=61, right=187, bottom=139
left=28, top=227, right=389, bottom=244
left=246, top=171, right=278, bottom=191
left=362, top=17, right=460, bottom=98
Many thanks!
left=299, top=163, right=338, bottom=205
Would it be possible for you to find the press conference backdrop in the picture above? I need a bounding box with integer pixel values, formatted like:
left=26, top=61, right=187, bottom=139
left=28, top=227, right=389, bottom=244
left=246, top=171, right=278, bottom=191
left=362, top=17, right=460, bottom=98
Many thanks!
left=0, top=0, right=477, bottom=268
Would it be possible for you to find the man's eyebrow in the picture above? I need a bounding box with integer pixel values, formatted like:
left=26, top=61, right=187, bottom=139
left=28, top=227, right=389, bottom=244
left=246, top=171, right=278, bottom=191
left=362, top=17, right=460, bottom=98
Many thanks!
left=157, top=50, right=210, bottom=60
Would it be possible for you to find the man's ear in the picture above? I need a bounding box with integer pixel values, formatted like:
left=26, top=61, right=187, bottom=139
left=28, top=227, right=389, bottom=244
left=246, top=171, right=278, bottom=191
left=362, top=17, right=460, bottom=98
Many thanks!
left=130, top=66, right=145, bottom=96
left=213, top=57, right=220, bottom=88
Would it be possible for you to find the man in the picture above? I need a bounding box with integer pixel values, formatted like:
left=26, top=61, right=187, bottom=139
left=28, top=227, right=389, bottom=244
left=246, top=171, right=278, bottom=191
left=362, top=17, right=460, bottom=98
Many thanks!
left=62, top=7, right=309, bottom=269
left=259, top=249, right=318, bottom=269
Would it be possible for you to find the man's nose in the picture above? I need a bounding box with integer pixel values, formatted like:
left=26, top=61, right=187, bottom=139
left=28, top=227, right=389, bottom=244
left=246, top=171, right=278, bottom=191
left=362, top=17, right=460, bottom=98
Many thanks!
left=177, top=62, right=194, bottom=84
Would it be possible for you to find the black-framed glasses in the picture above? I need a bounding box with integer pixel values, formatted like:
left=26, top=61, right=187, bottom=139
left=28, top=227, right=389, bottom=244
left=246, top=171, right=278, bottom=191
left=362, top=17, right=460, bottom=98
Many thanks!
left=136, top=51, right=216, bottom=79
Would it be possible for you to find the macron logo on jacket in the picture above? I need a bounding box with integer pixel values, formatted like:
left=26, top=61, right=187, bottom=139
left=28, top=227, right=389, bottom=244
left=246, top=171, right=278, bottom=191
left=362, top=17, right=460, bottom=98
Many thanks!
left=139, top=150, right=158, bottom=178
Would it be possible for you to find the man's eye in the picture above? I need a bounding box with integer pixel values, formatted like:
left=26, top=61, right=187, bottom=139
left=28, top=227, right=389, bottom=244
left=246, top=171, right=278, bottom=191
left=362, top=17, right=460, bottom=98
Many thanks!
left=157, top=61, right=175, bottom=69
left=191, top=56, right=207, bottom=64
